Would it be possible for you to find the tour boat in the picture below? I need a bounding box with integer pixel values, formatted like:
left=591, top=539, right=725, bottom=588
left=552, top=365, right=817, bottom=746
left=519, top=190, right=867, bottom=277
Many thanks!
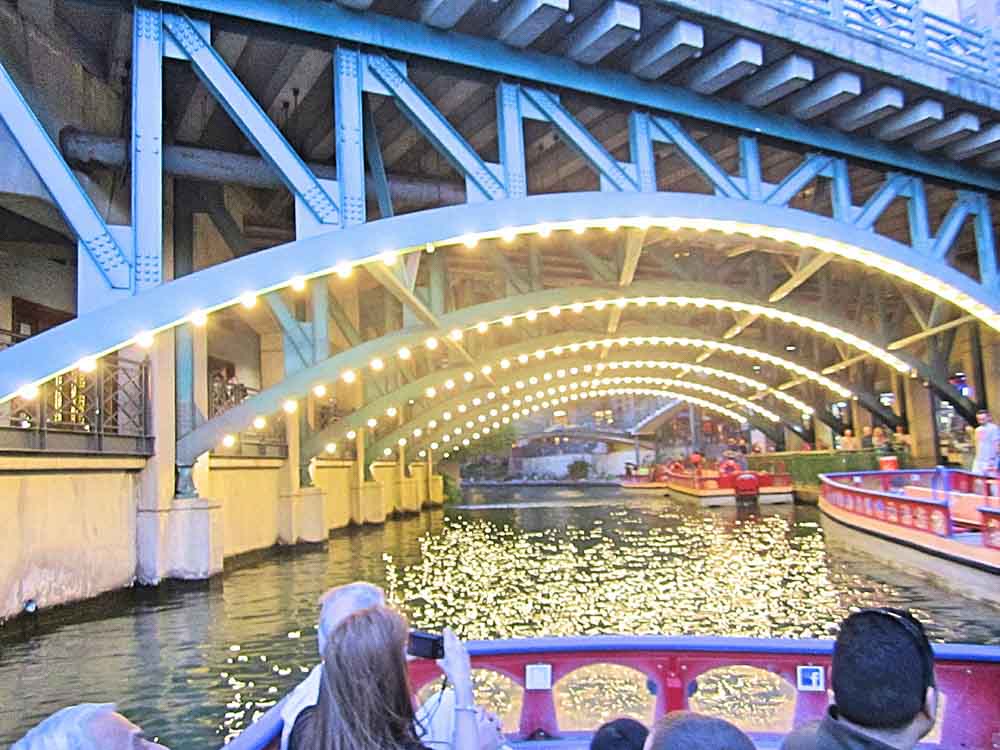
left=819, top=468, right=1000, bottom=605
left=224, top=634, right=1000, bottom=750
left=623, top=462, right=794, bottom=506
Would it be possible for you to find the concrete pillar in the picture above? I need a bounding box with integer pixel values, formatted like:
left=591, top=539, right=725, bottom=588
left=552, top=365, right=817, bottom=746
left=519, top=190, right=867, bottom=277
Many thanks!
left=904, top=376, right=939, bottom=467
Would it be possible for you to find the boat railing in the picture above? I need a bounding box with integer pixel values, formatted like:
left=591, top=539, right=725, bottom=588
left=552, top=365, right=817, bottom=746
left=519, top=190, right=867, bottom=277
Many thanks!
left=820, top=467, right=1000, bottom=546
left=224, top=635, right=1000, bottom=750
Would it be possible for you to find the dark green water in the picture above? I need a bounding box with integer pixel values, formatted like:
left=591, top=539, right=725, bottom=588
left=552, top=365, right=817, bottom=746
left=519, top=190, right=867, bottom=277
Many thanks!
left=1, top=487, right=998, bottom=748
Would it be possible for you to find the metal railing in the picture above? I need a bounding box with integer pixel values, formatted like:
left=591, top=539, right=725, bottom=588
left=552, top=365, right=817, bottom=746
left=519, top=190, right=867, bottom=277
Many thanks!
left=770, top=0, right=999, bottom=84
left=0, top=328, right=28, bottom=352
left=0, top=355, right=153, bottom=454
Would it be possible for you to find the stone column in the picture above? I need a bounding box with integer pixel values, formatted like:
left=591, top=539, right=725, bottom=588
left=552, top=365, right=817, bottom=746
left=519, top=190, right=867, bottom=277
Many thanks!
left=904, top=376, right=939, bottom=467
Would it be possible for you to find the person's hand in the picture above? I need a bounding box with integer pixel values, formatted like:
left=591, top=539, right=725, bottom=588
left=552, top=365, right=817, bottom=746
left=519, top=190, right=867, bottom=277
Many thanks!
left=437, top=627, right=474, bottom=701
left=476, top=708, right=505, bottom=750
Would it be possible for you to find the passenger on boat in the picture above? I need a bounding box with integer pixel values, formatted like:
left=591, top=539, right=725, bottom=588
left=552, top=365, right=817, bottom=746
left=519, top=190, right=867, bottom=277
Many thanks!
left=860, top=426, right=874, bottom=450
left=644, top=711, right=754, bottom=750
left=11, top=703, right=168, bottom=750
left=972, top=410, right=1000, bottom=474
left=289, top=605, right=479, bottom=750
left=590, top=717, right=648, bottom=750
left=781, top=609, right=937, bottom=750
left=838, top=430, right=859, bottom=451
left=280, top=582, right=493, bottom=750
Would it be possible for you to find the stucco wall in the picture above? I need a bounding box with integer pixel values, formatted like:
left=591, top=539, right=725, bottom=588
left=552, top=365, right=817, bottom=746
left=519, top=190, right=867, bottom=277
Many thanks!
left=0, top=461, right=139, bottom=621
left=207, top=459, right=283, bottom=558
left=313, top=460, right=354, bottom=529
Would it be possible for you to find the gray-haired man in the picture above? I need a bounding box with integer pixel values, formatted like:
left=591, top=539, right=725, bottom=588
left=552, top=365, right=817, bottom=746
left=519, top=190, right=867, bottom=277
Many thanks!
left=13, top=703, right=168, bottom=750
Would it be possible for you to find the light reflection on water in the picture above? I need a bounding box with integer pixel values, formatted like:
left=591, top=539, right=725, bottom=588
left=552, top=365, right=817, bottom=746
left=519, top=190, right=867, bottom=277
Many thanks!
left=1, top=488, right=997, bottom=749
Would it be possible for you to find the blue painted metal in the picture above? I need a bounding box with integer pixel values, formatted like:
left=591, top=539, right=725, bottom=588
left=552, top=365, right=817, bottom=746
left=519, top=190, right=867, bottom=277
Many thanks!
left=362, top=96, right=393, bottom=219
left=521, top=87, right=637, bottom=192
left=852, top=174, right=907, bottom=231
left=311, top=279, right=330, bottom=364
left=161, top=0, right=1000, bottom=193
left=265, top=292, right=311, bottom=371
left=497, top=82, right=528, bottom=199
left=931, top=194, right=975, bottom=260
left=365, top=54, right=506, bottom=202
left=765, top=154, right=832, bottom=207
left=970, top=193, right=998, bottom=290
left=649, top=117, right=744, bottom=199
left=161, top=13, right=340, bottom=226
left=738, top=136, right=762, bottom=202
left=628, top=112, right=657, bottom=193
left=131, top=7, right=164, bottom=290
left=3, top=191, right=999, bottom=405
left=0, top=62, right=131, bottom=289
left=904, top=177, right=930, bottom=251
left=334, top=47, right=366, bottom=227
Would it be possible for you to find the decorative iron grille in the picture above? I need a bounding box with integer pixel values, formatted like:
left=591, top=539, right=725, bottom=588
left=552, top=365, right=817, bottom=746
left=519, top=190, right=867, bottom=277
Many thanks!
left=0, top=355, right=152, bottom=454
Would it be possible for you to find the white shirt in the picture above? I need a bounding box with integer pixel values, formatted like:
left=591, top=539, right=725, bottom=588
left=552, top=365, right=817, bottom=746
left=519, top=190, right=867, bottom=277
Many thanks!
left=974, top=422, right=1000, bottom=469
left=279, top=665, right=322, bottom=750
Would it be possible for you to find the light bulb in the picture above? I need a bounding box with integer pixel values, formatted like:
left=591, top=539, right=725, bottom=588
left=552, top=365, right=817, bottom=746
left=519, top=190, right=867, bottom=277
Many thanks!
left=370, top=357, right=385, bottom=372
left=240, top=291, right=257, bottom=309
left=290, top=276, right=306, bottom=292
left=313, top=384, right=327, bottom=398
left=283, top=399, right=298, bottom=414
left=398, top=346, right=411, bottom=360
left=335, top=262, right=352, bottom=278
left=342, top=370, right=357, bottom=384
left=222, top=434, right=236, bottom=448
left=325, top=443, right=337, bottom=454
left=190, top=310, right=208, bottom=326
left=135, top=331, right=155, bottom=349
left=77, top=357, right=97, bottom=373
left=425, top=337, right=439, bottom=351
left=253, top=417, right=267, bottom=430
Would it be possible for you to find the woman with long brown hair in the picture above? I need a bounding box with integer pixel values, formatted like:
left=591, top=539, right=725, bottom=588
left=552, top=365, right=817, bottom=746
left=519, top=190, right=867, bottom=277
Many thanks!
left=290, top=605, right=479, bottom=750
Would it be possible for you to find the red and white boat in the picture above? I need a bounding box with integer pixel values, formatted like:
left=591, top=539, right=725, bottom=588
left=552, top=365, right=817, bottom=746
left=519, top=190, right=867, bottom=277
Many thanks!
left=819, top=468, right=1000, bottom=605
left=623, top=461, right=794, bottom=506
left=226, top=634, right=1000, bottom=750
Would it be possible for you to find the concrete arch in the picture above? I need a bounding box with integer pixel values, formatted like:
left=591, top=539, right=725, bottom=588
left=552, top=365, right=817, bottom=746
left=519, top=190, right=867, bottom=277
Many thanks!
left=3, top=191, right=998, bottom=403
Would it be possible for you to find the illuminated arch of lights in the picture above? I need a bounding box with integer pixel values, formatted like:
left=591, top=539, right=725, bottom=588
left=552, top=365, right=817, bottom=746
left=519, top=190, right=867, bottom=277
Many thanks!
left=17, top=210, right=996, bottom=404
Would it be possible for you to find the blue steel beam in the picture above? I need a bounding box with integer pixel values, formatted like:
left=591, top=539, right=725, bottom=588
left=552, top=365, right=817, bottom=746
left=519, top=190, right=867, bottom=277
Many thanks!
left=335, top=47, right=366, bottom=227
left=765, top=154, right=831, bottom=207
left=521, top=87, right=638, bottom=192
left=650, top=117, right=744, bottom=199
left=161, top=13, right=340, bottom=226
left=363, top=96, right=393, bottom=219
left=3, top=191, right=999, bottom=403
left=0, top=61, right=131, bottom=289
left=497, top=82, right=528, bottom=199
left=131, top=7, right=164, bottom=290
left=628, top=112, right=657, bottom=193
left=365, top=54, right=506, bottom=202
left=161, top=0, right=1000, bottom=193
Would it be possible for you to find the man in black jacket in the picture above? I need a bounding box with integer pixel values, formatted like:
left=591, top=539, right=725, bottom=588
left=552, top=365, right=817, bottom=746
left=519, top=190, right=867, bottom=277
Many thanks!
left=783, top=609, right=938, bottom=750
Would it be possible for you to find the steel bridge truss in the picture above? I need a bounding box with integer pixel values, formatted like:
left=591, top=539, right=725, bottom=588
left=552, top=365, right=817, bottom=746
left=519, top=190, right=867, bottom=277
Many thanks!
left=0, top=6, right=998, bottom=476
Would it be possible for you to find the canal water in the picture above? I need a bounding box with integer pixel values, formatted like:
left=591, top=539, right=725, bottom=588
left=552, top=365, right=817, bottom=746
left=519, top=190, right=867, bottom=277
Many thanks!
left=1, top=487, right=998, bottom=748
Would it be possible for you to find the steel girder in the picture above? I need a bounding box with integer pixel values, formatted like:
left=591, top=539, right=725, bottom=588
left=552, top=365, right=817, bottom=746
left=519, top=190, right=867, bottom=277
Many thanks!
left=159, top=0, right=1000, bottom=192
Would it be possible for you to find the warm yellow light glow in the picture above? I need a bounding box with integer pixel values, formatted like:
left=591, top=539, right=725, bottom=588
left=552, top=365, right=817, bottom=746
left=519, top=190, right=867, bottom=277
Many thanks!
left=77, top=357, right=97, bottom=373
left=548, top=305, right=561, bottom=317
left=346, top=430, right=357, bottom=439
left=449, top=329, right=463, bottom=341
left=135, top=331, right=155, bottom=349
left=502, top=315, right=514, bottom=327
left=463, top=371, right=475, bottom=383
left=240, top=291, right=257, bottom=309
left=342, top=370, right=357, bottom=384
left=368, top=418, right=378, bottom=428
left=398, top=437, right=407, bottom=447
left=335, top=262, right=352, bottom=279
left=425, top=336, right=439, bottom=351
left=537, top=225, right=552, bottom=238
left=445, top=379, right=456, bottom=390
left=17, top=384, right=39, bottom=401
left=425, top=386, right=437, bottom=398
left=290, top=276, right=306, bottom=292
left=476, top=321, right=489, bottom=334
left=572, top=223, right=586, bottom=235
left=571, top=302, right=584, bottom=313
left=384, top=448, right=393, bottom=456
left=525, top=310, right=538, bottom=322
left=500, top=227, right=516, bottom=243
left=283, top=399, right=298, bottom=414
left=325, top=443, right=337, bottom=454
left=190, top=310, right=208, bottom=326
left=253, top=416, right=267, bottom=430
left=381, top=250, right=397, bottom=266
left=386, top=406, right=398, bottom=418
left=313, top=384, right=327, bottom=398
left=481, top=365, right=493, bottom=375
left=370, top=357, right=385, bottom=372
left=398, top=346, right=412, bottom=360
left=462, top=234, right=478, bottom=249
left=222, top=434, right=236, bottom=448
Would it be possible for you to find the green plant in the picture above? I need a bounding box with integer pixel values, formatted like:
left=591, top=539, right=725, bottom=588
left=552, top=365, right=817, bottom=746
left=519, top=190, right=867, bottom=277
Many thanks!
left=567, top=460, right=590, bottom=480
left=441, top=472, right=463, bottom=504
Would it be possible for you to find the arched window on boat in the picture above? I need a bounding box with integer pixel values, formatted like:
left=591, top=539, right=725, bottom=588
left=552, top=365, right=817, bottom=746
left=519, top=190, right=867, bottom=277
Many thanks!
left=553, top=663, right=656, bottom=732
left=687, top=664, right=797, bottom=734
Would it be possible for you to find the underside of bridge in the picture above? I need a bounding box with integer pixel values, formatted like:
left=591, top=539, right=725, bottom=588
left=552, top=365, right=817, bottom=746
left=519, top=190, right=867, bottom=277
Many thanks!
left=0, top=0, right=999, bottom=602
